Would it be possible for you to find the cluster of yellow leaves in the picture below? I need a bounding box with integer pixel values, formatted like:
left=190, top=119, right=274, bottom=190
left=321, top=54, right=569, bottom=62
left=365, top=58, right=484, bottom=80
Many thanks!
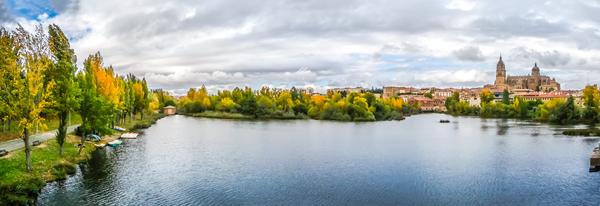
left=387, top=97, right=404, bottom=112
left=88, top=57, right=122, bottom=107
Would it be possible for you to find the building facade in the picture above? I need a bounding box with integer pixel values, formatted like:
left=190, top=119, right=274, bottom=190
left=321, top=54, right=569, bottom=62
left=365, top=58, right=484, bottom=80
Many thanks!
left=493, top=56, right=560, bottom=92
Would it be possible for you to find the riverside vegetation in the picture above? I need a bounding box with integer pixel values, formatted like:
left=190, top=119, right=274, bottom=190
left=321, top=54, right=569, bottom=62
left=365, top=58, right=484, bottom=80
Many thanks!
left=0, top=25, right=171, bottom=205
left=178, top=87, right=415, bottom=121
left=444, top=86, right=600, bottom=136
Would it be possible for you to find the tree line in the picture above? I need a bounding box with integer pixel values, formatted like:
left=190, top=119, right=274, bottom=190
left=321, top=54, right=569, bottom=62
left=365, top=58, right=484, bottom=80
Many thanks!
left=445, top=86, right=600, bottom=125
left=178, top=86, right=417, bottom=121
left=0, top=25, right=171, bottom=172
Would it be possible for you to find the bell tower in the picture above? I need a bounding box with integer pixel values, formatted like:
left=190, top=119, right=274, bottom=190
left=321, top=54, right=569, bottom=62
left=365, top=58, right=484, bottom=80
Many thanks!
left=494, top=55, right=506, bottom=86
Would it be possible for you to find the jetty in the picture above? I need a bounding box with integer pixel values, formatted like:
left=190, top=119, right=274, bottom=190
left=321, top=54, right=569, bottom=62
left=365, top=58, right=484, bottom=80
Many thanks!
left=590, top=144, right=600, bottom=172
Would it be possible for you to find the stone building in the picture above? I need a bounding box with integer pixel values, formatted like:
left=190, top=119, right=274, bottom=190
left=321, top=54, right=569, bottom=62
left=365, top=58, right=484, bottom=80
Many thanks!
left=493, top=56, right=560, bottom=92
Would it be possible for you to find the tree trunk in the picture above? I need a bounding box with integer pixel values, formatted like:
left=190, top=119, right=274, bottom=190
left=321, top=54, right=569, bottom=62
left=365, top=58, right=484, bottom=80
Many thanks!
left=58, top=111, right=68, bottom=156
left=79, top=130, right=85, bottom=155
left=24, top=128, right=32, bottom=172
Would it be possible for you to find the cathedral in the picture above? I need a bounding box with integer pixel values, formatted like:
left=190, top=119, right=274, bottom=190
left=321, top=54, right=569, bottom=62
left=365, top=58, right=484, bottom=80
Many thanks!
left=493, top=56, right=560, bottom=92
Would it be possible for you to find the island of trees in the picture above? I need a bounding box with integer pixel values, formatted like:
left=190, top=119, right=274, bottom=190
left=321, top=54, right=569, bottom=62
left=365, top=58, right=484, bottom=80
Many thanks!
left=177, top=87, right=414, bottom=121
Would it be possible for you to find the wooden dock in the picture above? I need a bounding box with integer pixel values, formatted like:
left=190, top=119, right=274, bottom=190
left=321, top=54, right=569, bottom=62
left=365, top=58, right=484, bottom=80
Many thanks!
left=590, top=146, right=600, bottom=172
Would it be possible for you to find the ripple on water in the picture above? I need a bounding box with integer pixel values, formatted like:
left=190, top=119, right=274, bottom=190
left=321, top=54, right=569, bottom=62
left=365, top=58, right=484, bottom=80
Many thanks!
left=38, top=114, right=600, bottom=205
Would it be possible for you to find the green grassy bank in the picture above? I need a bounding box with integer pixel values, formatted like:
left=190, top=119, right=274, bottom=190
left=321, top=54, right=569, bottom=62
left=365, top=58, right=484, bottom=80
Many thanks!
left=0, top=113, right=163, bottom=205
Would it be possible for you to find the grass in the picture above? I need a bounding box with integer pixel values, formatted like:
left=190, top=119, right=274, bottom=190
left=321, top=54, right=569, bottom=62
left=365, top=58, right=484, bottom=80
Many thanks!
left=189, top=111, right=309, bottom=120
left=563, top=128, right=600, bottom=137
left=190, top=111, right=255, bottom=120
left=0, top=135, right=95, bottom=205
left=0, top=113, right=162, bottom=205
left=0, top=114, right=82, bottom=142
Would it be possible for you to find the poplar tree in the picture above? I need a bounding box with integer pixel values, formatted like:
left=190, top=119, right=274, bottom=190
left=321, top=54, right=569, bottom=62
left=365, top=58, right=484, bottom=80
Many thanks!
left=47, top=24, right=79, bottom=156
left=0, top=25, right=54, bottom=172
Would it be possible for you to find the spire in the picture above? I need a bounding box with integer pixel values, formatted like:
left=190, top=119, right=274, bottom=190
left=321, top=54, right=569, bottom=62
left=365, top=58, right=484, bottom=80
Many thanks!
left=534, top=62, right=537, bottom=67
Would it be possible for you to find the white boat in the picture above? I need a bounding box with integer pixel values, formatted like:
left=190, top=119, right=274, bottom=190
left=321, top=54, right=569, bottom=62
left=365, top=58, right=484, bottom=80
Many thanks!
left=120, top=133, right=139, bottom=139
left=114, top=126, right=126, bottom=132
left=107, top=140, right=123, bottom=147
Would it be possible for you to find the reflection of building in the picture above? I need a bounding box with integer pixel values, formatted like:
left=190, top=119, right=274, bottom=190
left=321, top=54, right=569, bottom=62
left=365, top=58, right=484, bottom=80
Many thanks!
left=492, top=56, right=560, bottom=92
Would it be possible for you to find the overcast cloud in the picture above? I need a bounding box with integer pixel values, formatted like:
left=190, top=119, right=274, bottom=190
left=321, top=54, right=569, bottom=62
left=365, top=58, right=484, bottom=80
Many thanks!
left=2, top=0, right=600, bottom=94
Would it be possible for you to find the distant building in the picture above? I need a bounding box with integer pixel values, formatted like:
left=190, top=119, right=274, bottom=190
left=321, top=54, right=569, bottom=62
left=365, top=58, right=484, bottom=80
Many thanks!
left=163, top=106, right=176, bottom=115
left=408, top=96, right=446, bottom=112
left=515, top=92, right=568, bottom=102
left=328, top=87, right=365, bottom=94
left=383, top=86, right=416, bottom=98
left=491, top=56, right=560, bottom=92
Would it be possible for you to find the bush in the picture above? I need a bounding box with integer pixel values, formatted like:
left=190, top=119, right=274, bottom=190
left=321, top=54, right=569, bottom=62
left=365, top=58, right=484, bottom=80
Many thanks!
left=52, top=161, right=77, bottom=180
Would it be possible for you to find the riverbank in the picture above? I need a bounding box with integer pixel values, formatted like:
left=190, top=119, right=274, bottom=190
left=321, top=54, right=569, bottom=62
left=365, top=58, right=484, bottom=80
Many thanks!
left=186, top=111, right=405, bottom=121
left=0, top=113, right=163, bottom=205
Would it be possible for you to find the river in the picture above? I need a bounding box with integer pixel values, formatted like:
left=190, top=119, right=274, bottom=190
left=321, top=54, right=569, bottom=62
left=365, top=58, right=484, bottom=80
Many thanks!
left=38, top=114, right=600, bottom=205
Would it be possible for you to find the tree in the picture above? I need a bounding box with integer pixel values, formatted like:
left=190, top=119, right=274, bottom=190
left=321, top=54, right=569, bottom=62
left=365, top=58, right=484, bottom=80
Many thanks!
left=582, top=85, right=600, bottom=123
left=0, top=26, right=54, bottom=171
left=551, top=96, right=578, bottom=124
left=77, top=53, right=116, bottom=154
left=47, top=24, right=79, bottom=156
left=502, top=89, right=510, bottom=105
left=480, top=89, right=494, bottom=104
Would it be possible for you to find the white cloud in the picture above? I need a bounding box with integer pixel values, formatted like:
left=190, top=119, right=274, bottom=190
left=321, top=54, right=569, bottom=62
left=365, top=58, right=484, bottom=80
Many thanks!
left=4, top=0, right=600, bottom=92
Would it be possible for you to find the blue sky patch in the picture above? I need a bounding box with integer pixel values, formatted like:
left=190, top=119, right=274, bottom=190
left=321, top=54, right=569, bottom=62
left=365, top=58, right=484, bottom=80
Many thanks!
left=5, top=0, right=58, bottom=20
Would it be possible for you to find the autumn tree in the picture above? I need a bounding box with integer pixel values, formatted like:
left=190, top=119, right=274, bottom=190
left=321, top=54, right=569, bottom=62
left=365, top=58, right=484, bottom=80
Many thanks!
left=0, top=26, right=54, bottom=171
left=582, top=85, right=600, bottom=123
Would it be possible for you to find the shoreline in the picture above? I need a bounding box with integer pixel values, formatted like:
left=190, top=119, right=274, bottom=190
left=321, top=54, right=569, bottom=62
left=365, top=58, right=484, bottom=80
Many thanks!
left=184, top=111, right=406, bottom=122
left=187, top=111, right=599, bottom=137
left=0, top=114, right=164, bottom=205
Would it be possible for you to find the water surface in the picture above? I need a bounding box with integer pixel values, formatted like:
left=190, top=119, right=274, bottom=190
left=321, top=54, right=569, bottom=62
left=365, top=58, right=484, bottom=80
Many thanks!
left=38, top=114, right=600, bottom=205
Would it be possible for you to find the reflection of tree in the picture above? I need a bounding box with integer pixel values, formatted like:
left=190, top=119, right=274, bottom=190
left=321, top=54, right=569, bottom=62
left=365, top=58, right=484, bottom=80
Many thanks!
left=481, top=118, right=489, bottom=130
left=81, top=149, right=112, bottom=192
left=497, top=119, right=509, bottom=136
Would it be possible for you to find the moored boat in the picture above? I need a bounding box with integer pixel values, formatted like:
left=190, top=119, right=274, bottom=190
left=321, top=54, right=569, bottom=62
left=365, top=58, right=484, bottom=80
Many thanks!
left=107, top=140, right=123, bottom=147
left=439, top=119, right=450, bottom=123
left=120, top=132, right=139, bottom=139
left=114, top=126, right=126, bottom=132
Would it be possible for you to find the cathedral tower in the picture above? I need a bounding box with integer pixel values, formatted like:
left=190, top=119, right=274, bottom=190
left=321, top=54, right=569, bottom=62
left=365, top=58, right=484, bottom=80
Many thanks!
left=494, top=55, right=506, bottom=86
left=531, top=63, right=540, bottom=76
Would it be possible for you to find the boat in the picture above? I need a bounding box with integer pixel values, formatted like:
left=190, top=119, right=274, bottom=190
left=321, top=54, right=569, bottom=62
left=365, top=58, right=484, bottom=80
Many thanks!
left=95, top=143, right=106, bottom=148
left=439, top=120, right=450, bottom=123
left=590, top=144, right=600, bottom=172
left=32, top=140, right=41, bottom=146
left=114, top=126, right=126, bottom=132
left=120, top=132, right=139, bottom=139
left=107, top=140, right=123, bottom=147
left=0, top=149, right=8, bottom=157
left=86, top=134, right=102, bottom=142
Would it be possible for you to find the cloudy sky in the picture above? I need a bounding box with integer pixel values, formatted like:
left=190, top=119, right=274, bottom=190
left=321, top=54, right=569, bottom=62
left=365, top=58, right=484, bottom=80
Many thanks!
left=1, top=0, right=599, bottom=94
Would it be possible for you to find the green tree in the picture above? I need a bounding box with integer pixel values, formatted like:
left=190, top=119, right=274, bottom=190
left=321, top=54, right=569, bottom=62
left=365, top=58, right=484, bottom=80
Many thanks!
left=582, top=85, right=600, bottom=123
left=502, top=89, right=510, bottom=105
left=551, top=96, right=578, bottom=124
left=47, top=24, right=80, bottom=156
